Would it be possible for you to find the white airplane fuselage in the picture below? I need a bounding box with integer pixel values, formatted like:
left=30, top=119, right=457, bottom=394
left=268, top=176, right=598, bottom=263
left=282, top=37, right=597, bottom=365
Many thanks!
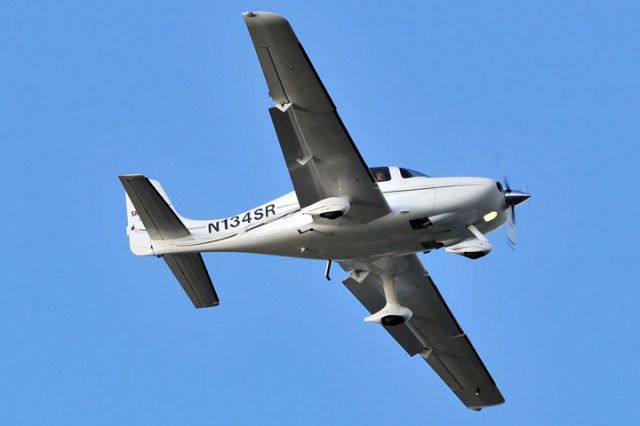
left=138, top=169, right=508, bottom=261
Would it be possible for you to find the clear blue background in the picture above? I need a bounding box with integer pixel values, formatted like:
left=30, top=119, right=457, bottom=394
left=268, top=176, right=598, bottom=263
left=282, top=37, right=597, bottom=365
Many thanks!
left=2, top=1, right=638, bottom=424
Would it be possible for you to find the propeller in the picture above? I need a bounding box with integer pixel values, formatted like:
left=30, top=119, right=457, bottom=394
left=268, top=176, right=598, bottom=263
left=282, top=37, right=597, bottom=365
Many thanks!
left=501, top=174, right=530, bottom=249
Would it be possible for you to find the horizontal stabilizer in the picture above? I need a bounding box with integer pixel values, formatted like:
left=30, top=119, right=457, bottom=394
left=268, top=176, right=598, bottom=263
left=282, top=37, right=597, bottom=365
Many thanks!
left=119, top=175, right=189, bottom=240
left=164, top=253, right=220, bottom=308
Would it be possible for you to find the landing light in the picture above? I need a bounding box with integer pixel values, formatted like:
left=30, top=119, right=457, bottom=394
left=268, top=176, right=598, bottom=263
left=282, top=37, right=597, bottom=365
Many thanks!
left=483, top=211, right=498, bottom=222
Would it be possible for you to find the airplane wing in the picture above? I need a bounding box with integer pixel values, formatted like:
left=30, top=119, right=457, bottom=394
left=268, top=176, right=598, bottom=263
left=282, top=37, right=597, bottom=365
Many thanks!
left=340, top=254, right=505, bottom=409
left=243, top=12, right=391, bottom=222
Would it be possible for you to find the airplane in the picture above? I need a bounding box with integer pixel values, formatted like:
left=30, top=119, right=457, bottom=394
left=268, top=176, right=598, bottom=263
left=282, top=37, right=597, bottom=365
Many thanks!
left=119, top=11, right=530, bottom=410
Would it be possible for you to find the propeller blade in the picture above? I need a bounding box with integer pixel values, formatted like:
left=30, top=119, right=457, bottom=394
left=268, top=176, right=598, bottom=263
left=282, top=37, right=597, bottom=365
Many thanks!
left=495, top=157, right=530, bottom=249
left=507, top=206, right=516, bottom=249
left=503, top=174, right=511, bottom=192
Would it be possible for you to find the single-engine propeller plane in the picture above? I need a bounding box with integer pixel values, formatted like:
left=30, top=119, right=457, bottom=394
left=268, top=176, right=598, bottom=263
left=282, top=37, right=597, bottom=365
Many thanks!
left=119, top=12, right=530, bottom=410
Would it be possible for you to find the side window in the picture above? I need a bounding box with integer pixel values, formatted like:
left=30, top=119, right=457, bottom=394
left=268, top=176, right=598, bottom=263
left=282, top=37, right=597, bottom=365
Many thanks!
left=370, top=167, right=391, bottom=182
left=399, top=168, right=412, bottom=179
left=400, top=168, right=428, bottom=178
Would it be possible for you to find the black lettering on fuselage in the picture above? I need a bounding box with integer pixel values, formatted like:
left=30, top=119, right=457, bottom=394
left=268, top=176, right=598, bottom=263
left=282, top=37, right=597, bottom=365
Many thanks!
left=266, top=204, right=276, bottom=216
left=207, top=203, right=278, bottom=234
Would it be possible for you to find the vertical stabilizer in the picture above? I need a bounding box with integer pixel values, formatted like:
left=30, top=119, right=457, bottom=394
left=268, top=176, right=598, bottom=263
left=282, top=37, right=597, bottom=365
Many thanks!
left=124, top=190, right=154, bottom=255
left=119, top=175, right=220, bottom=308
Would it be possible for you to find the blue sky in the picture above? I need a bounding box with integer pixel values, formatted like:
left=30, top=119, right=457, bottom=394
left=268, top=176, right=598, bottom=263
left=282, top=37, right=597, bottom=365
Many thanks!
left=2, top=1, right=639, bottom=424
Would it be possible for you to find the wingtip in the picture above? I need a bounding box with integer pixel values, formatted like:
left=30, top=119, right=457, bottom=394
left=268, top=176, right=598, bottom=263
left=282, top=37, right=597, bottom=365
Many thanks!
left=467, top=393, right=506, bottom=411
left=241, top=11, right=289, bottom=24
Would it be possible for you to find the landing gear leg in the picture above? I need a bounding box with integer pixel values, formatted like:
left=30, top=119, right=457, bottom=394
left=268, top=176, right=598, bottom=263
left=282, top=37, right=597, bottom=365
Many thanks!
left=364, top=273, right=413, bottom=326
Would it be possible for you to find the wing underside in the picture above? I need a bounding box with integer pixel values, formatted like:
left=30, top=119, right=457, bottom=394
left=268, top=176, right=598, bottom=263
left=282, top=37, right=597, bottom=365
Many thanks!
left=340, top=255, right=505, bottom=409
left=243, top=12, right=390, bottom=222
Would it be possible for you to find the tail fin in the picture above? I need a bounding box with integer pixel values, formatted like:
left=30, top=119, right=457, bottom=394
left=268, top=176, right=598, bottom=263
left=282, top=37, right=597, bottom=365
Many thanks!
left=119, top=175, right=189, bottom=242
left=119, top=175, right=220, bottom=308
left=123, top=183, right=151, bottom=256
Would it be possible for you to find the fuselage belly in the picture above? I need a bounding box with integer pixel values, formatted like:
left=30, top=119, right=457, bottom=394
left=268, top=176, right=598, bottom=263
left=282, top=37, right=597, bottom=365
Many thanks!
left=161, top=175, right=507, bottom=261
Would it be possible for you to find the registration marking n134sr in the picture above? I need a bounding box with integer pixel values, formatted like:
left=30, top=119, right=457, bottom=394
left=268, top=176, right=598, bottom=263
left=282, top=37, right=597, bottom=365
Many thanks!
left=208, top=204, right=276, bottom=233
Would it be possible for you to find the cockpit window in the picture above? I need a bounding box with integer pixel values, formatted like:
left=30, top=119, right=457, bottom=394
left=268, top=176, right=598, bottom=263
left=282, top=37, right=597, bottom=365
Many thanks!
left=370, top=167, right=391, bottom=182
left=400, top=168, right=429, bottom=178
